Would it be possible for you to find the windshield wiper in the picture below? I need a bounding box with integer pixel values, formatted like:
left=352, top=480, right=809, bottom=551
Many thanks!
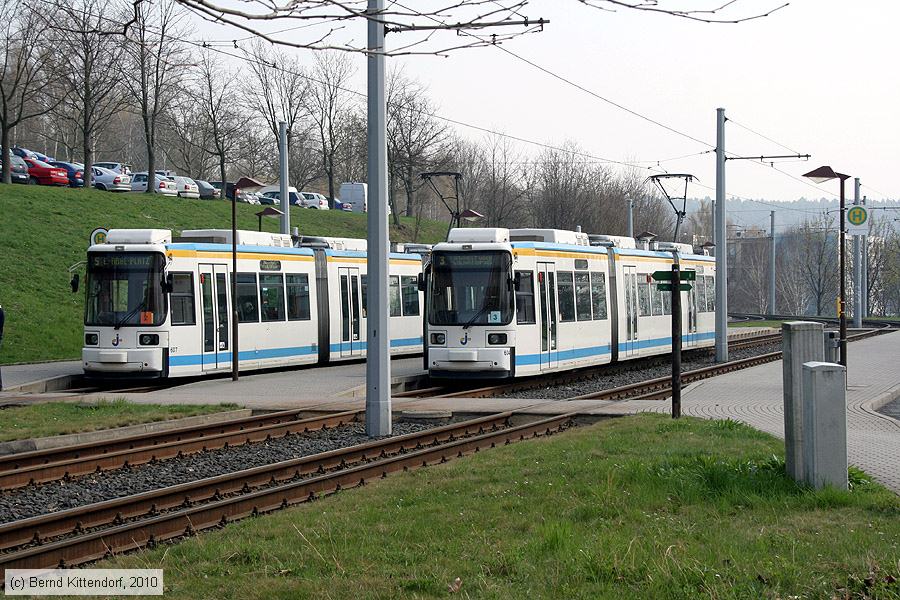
left=462, top=302, right=490, bottom=330
left=114, top=297, right=148, bottom=330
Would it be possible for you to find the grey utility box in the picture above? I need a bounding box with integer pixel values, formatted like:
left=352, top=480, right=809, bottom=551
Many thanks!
left=782, top=321, right=825, bottom=483
left=824, top=330, right=840, bottom=364
left=801, top=361, right=848, bottom=490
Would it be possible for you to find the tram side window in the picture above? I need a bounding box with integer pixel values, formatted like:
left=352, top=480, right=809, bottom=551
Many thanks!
left=574, top=272, right=592, bottom=321
left=651, top=282, right=663, bottom=316
left=401, top=275, right=420, bottom=316
left=695, top=275, right=706, bottom=312
left=556, top=271, right=576, bottom=322
left=662, top=289, right=672, bottom=315
left=705, top=276, right=716, bottom=312
left=515, top=271, right=536, bottom=324
left=389, top=275, right=402, bottom=317
left=638, top=280, right=651, bottom=317
left=590, top=272, right=607, bottom=320
left=259, top=274, right=286, bottom=322
left=236, top=273, right=259, bottom=323
left=286, top=274, right=311, bottom=321
left=361, top=275, right=368, bottom=318
left=169, top=273, right=196, bottom=325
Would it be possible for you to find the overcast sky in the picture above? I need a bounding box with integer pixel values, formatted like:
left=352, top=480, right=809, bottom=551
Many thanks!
left=193, top=1, right=899, bottom=204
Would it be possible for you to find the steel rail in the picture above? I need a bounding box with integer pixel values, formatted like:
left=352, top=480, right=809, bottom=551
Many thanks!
left=0, top=412, right=572, bottom=575
left=0, top=412, right=512, bottom=553
left=0, top=408, right=359, bottom=473
left=0, top=410, right=363, bottom=490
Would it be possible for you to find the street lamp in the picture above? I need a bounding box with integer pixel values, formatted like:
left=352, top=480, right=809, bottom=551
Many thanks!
left=803, top=165, right=850, bottom=367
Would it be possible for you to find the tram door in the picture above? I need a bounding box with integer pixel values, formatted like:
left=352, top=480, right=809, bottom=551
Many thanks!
left=684, top=271, right=699, bottom=348
left=537, top=262, right=558, bottom=370
left=622, top=266, right=639, bottom=357
left=338, top=267, right=362, bottom=357
left=199, top=264, right=230, bottom=371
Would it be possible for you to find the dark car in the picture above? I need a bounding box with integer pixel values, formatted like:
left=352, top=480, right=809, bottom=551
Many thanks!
left=195, top=180, right=220, bottom=200
left=2, top=152, right=29, bottom=184
left=50, top=161, right=85, bottom=187
left=209, top=180, right=236, bottom=200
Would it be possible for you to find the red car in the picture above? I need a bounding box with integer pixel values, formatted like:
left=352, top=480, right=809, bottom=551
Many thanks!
left=23, top=157, right=69, bottom=186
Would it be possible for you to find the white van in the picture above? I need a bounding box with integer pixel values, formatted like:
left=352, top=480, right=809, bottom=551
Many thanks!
left=338, top=182, right=391, bottom=214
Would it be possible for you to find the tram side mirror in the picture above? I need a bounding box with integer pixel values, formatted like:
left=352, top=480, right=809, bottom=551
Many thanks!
left=70, top=273, right=79, bottom=294
left=163, top=273, right=174, bottom=294
left=513, top=272, right=522, bottom=292
left=417, top=272, right=426, bottom=292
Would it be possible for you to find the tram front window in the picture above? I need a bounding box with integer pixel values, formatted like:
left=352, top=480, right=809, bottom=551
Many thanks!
left=85, top=252, right=166, bottom=327
left=429, top=251, right=513, bottom=327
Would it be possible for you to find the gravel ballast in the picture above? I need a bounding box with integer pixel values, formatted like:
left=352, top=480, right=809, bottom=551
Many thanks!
left=496, top=343, right=782, bottom=400
left=0, top=421, right=438, bottom=523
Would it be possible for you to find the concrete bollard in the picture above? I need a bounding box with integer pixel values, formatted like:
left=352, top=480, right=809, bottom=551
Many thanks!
left=801, top=361, right=848, bottom=490
left=782, top=321, right=824, bottom=482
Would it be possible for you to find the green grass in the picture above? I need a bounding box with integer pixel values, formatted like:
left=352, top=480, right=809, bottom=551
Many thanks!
left=0, top=399, right=239, bottom=441
left=729, top=320, right=785, bottom=328
left=0, top=185, right=449, bottom=364
left=106, top=414, right=900, bottom=599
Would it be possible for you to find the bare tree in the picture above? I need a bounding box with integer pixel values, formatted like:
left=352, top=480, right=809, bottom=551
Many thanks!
left=123, top=0, right=186, bottom=192
left=195, top=51, right=242, bottom=188
left=304, top=51, right=355, bottom=204
left=387, top=69, right=449, bottom=223
left=795, top=215, right=839, bottom=315
left=0, top=0, right=58, bottom=183
left=44, top=0, right=128, bottom=187
left=159, top=97, right=216, bottom=179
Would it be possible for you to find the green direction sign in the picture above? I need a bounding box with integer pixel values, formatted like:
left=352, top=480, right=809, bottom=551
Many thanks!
left=652, top=270, right=696, bottom=282
left=657, top=283, right=692, bottom=292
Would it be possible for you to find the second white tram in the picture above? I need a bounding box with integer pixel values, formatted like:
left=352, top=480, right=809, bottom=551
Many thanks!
left=81, top=228, right=425, bottom=379
left=425, top=227, right=716, bottom=379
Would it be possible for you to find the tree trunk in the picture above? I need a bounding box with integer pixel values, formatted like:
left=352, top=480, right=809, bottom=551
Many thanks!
left=144, top=113, right=155, bottom=194
left=82, top=132, right=93, bottom=189
left=219, top=153, right=226, bottom=197
left=404, top=165, right=414, bottom=218
left=1, top=123, right=11, bottom=184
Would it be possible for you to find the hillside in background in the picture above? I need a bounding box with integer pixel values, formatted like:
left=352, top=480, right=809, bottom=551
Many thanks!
left=0, top=186, right=448, bottom=365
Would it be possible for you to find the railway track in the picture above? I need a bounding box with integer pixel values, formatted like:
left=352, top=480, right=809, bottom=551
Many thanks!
left=0, top=412, right=573, bottom=576
left=0, top=409, right=362, bottom=491
left=397, top=330, right=785, bottom=400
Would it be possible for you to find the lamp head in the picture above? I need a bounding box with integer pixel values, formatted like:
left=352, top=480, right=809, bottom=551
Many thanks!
left=803, top=165, right=850, bottom=183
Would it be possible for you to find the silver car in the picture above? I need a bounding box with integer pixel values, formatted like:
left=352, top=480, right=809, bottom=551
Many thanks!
left=94, top=162, right=132, bottom=175
left=173, top=176, right=200, bottom=199
left=131, top=172, right=177, bottom=195
left=92, top=166, right=131, bottom=192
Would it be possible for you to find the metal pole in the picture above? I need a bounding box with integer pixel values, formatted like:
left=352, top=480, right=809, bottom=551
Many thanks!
left=626, top=197, right=634, bottom=237
left=278, top=121, right=290, bottom=235
left=769, top=210, right=776, bottom=315
left=366, top=0, right=391, bottom=437
left=714, top=108, right=728, bottom=362
left=231, top=187, right=239, bottom=381
left=852, top=178, right=861, bottom=328
left=671, top=263, right=682, bottom=418
left=838, top=177, right=847, bottom=367
left=861, top=196, right=868, bottom=318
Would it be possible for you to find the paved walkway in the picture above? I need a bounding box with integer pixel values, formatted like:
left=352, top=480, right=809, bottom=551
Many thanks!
left=614, top=331, right=900, bottom=493
left=0, top=361, right=81, bottom=391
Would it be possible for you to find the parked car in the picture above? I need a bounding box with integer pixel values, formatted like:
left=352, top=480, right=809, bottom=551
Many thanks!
left=195, top=180, right=220, bottom=200
left=130, top=172, right=177, bottom=195
left=259, top=185, right=305, bottom=206
left=236, top=190, right=260, bottom=205
left=91, top=166, right=131, bottom=192
left=49, top=161, right=85, bottom=188
left=94, top=162, right=132, bottom=175
left=209, top=180, right=236, bottom=200
left=22, top=157, right=68, bottom=186
left=2, top=152, right=29, bottom=184
left=173, top=176, right=200, bottom=199
left=301, top=191, right=330, bottom=210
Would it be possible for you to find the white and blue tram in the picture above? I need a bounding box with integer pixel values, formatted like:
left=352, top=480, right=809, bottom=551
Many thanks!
left=81, top=228, right=425, bottom=378
left=424, top=228, right=716, bottom=379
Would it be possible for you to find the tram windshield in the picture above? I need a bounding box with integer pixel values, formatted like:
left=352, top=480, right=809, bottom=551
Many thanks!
left=84, top=252, right=166, bottom=327
left=429, top=250, right=513, bottom=327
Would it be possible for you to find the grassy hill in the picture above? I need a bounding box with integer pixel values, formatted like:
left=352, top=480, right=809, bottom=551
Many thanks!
left=0, top=185, right=448, bottom=365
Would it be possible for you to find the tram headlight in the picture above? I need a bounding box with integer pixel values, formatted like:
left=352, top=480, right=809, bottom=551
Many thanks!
left=139, top=334, right=159, bottom=346
left=430, top=332, right=446, bottom=345
left=84, top=333, right=98, bottom=346
left=488, top=333, right=508, bottom=345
